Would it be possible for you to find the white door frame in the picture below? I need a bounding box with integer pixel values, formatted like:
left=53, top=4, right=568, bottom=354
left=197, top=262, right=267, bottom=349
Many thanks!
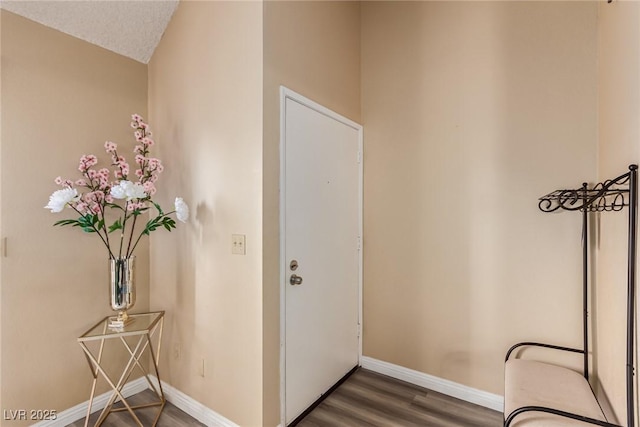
left=279, top=86, right=363, bottom=426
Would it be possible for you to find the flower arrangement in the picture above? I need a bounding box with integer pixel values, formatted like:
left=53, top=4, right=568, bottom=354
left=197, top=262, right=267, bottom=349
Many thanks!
left=45, top=114, right=188, bottom=260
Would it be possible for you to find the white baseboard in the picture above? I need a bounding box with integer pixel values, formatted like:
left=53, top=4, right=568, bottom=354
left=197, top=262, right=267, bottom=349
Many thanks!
left=153, top=377, right=239, bottom=427
left=31, top=377, right=148, bottom=427
left=31, top=376, right=238, bottom=427
left=360, top=356, right=504, bottom=412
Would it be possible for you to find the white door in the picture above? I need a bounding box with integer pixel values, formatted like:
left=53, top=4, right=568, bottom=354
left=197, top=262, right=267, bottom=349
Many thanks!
left=280, top=87, right=362, bottom=425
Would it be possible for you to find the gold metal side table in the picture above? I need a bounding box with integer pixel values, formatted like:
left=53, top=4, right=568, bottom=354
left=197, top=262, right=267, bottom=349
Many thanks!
left=78, top=311, right=166, bottom=427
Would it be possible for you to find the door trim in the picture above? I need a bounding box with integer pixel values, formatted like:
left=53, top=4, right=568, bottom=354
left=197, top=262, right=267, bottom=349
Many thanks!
left=279, top=86, right=363, bottom=426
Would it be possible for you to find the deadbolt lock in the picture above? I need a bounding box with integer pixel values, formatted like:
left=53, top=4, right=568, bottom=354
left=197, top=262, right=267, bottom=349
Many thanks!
left=290, top=260, right=298, bottom=271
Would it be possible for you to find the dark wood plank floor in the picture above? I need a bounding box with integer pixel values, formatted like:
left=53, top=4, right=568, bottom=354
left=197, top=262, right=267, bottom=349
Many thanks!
left=68, top=369, right=502, bottom=426
left=298, top=369, right=504, bottom=427
left=66, top=389, right=205, bottom=427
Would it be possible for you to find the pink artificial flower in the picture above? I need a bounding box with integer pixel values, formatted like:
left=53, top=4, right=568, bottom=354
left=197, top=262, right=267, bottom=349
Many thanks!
left=105, top=194, right=114, bottom=203
left=131, top=114, right=142, bottom=122
left=134, top=145, right=144, bottom=154
left=90, top=203, right=100, bottom=214
left=112, top=154, right=130, bottom=178
left=78, top=154, right=98, bottom=172
left=135, top=154, right=145, bottom=165
left=143, top=181, right=156, bottom=195
left=98, top=169, right=110, bottom=188
left=104, top=141, right=117, bottom=153
left=135, top=169, right=144, bottom=178
left=76, top=202, right=88, bottom=214
left=127, top=201, right=146, bottom=212
left=55, top=176, right=63, bottom=185
left=134, top=131, right=143, bottom=142
left=90, top=191, right=105, bottom=202
left=75, top=179, right=87, bottom=186
left=142, top=137, right=155, bottom=147
left=147, top=158, right=162, bottom=170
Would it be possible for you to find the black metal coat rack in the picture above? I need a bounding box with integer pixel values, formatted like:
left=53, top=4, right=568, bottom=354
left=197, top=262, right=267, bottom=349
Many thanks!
left=505, top=164, right=637, bottom=427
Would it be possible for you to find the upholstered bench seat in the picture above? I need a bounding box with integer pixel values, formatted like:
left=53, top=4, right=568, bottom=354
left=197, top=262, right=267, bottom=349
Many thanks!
left=504, top=359, right=608, bottom=426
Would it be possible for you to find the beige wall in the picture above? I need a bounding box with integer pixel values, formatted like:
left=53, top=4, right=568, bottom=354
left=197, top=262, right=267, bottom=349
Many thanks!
left=361, top=1, right=598, bottom=395
left=0, top=9, right=4, bottom=413
left=0, top=10, right=148, bottom=424
left=5, top=2, right=637, bottom=424
left=148, top=1, right=264, bottom=425
left=263, top=1, right=361, bottom=424
left=595, top=1, right=640, bottom=423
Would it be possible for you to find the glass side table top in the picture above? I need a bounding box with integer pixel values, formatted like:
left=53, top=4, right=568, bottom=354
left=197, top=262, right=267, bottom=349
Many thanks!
left=78, top=311, right=164, bottom=341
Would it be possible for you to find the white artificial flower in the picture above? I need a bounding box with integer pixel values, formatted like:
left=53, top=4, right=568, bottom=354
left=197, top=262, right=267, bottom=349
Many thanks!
left=45, top=188, right=79, bottom=213
left=175, top=197, right=189, bottom=223
left=127, top=182, right=147, bottom=200
left=110, top=180, right=147, bottom=201
left=110, top=182, right=127, bottom=199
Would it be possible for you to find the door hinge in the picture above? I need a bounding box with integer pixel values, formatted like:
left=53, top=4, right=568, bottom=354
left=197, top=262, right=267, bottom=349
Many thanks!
left=357, top=236, right=361, bottom=250
left=357, top=151, right=362, bottom=164
left=357, top=323, right=361, bottom=338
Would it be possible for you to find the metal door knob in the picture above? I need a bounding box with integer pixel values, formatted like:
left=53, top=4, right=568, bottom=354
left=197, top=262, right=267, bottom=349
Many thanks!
left=289, top=274, right=303, bottom=286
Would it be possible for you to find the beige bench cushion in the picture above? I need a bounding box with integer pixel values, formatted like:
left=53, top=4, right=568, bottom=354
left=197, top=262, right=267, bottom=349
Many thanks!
left=505, top=359, right=608, bottom=426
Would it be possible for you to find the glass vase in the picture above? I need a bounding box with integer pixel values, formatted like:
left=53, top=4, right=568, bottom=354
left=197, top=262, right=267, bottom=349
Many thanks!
left=109, top=256, right=136, bottom=326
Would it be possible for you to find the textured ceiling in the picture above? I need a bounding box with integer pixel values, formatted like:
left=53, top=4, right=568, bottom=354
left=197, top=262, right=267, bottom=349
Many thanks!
left=0, top=0, right=179, bottom=64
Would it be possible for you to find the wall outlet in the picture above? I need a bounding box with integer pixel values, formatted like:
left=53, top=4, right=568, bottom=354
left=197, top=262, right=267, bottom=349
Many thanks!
left=198, top=358, right=205, bottom=377
left=173, top=343, right=181, bottom=360
left=232, top=234, right=246, bottom=255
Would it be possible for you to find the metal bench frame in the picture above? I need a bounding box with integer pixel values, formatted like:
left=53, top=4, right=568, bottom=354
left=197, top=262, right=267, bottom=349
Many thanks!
left=504, top=165, right=637, bottom=427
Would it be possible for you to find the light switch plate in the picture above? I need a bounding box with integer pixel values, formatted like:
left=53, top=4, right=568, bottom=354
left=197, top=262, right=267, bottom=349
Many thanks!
left=232, top=234, right=246, bottom=255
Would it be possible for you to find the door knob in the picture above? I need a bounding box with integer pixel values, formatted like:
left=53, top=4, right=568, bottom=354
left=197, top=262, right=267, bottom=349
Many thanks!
left=289, top=274, right=303, bottom=286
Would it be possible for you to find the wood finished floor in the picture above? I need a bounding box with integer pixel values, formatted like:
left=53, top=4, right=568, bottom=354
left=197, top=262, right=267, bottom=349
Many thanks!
left=297, top=369, right=504, bottom=427
left=65, top=389, right=205, bottom=427
left=68, top=369, right=503, bottom=426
